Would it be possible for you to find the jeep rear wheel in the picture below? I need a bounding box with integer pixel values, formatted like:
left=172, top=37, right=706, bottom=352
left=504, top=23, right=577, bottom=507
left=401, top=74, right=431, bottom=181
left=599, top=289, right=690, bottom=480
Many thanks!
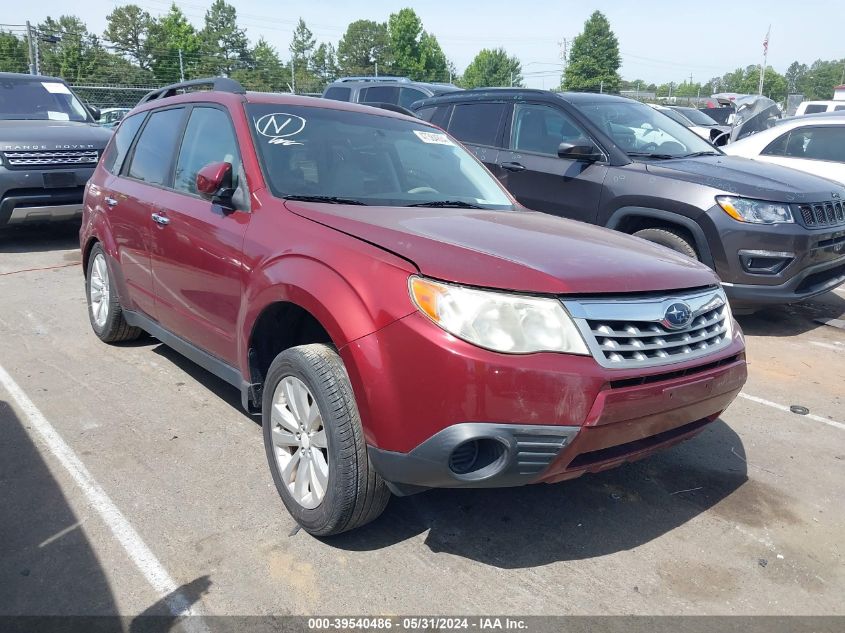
left=633, top=227, right=699, bottom=260
left=86, top=244, right=142, bottom=343
left=262, top=344, right=390, bottom=536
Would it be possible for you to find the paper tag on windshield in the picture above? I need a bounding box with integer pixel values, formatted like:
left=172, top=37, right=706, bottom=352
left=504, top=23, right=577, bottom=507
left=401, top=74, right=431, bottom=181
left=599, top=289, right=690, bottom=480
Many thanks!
left=42, top=82, right=71, bottom=95
left=47, top=111, right=70, bottom=121
left=413, top=130, right=453, bottom=145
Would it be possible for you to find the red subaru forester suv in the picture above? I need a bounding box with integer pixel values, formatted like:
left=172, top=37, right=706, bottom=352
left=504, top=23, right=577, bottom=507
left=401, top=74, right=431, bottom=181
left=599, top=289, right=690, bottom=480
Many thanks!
left=80, top=78, right=747, bottom=535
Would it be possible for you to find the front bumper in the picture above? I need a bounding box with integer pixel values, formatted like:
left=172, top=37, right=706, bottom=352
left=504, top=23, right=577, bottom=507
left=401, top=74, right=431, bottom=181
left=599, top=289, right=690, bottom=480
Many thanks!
left=700, top=206, right=845, bottom=309
left=0, top=166, right=92, bottom=226
left=342, top=311, right=747, bottom=495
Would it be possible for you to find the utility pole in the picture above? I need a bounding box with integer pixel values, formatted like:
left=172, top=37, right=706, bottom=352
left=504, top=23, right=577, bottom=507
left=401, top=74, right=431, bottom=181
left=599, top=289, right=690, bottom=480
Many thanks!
left=600, top=80, right=603, bottom=94
left=759, top=25, right=770, bottom=95
left=26, top=21, right=37, bottom=75
left=291, top=59, right=296, bottom=94
left=178, top=49, right=185, bottom=82
left=375, top=61, right=378, bottom=77
left=636, top=80, right=640, bottom=100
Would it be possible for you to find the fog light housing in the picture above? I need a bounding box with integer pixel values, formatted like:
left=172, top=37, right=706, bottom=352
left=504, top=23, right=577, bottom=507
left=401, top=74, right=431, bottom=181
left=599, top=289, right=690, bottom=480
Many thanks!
left=448, top=438, right=507, bottom=478
left=738, top=249, right=794, bottom=275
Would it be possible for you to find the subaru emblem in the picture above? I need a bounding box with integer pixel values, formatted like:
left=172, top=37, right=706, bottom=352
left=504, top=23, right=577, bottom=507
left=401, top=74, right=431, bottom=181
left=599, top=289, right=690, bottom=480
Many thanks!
left=663, top=302, right=693, bottom=330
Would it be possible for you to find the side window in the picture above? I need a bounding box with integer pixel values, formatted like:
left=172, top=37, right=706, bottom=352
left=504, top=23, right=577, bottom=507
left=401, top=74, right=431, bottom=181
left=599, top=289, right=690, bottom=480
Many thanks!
left=834, top=105, right=845, bottom=112
left=761, top=131, right=792, bottom=157
left=510, top=103, right=588, bottom=156
left=360, top=86, right=399, bottom=104
left=126, top=108, right=185, bottom=185
left=448, top=103, right=506, bottom=147
left=802, top=127, right=845, bottom=162
left=174, top=107, right=241, bottom=195
left=323, top=86, right=351, bottom=101
left=399, top=88, right=427, bottom=109
left=415, top=107, right=436, bottom=121
left=803, top=104, right=827, bottom=114
left=102, top=112, right=145, bottom=174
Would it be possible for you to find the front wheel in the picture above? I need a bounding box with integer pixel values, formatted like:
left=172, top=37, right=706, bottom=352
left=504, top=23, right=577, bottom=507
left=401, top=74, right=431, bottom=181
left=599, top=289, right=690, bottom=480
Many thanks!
left=86, top=244, right=142, bottom=343
left=633, top=227, right=699, bottom=260
left=262, top=344, right=390, bottom=536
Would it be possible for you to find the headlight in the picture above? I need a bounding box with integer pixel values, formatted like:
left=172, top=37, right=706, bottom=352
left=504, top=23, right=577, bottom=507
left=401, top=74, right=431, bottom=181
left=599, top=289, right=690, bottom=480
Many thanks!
left=409, top=276, right=589, bottom=355
left=716, top=196, right=793, bottom=224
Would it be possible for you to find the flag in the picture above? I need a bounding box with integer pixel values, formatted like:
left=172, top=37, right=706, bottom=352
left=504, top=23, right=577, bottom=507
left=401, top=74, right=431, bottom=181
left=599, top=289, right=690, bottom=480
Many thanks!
left=763, top=25, right=771, bottom=55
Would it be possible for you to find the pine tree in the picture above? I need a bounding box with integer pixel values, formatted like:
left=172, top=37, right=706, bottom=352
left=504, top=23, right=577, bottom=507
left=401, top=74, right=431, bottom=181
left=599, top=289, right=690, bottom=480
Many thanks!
left=562, top=11, right=621, bottom=93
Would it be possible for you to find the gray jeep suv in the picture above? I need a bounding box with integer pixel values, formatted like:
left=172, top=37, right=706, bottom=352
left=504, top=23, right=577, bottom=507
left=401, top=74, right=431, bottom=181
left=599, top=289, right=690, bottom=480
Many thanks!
left=413, top=89, right=845, bottom=313
left=1, top=72, right=112, bottom=227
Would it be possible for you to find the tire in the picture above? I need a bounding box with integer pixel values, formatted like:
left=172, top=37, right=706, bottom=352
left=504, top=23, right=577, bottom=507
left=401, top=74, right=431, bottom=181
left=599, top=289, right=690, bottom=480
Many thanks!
left=633, top=227, right=699, bottom=260
left=262, top=344, right=390, bottom=536
left=85, top=243, right=142, bottom=343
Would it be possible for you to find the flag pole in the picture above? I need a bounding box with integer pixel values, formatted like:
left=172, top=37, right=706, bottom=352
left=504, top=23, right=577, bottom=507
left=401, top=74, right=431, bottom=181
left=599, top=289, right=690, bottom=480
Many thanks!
left=759, top=25, right=770, bottom=95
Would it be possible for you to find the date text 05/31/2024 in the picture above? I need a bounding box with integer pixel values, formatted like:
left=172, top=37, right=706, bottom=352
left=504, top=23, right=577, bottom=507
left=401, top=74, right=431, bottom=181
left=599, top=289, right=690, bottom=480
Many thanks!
left=307, top=617, right=529, bottom=630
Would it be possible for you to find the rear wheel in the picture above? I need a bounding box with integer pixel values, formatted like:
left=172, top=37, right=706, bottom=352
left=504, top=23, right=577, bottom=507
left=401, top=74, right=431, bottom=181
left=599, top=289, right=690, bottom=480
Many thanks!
left=262, top=344, right=389, bottom=536
left=633, top=227, right=699, bottom=260
left=86, top=244, right=142, bottom=343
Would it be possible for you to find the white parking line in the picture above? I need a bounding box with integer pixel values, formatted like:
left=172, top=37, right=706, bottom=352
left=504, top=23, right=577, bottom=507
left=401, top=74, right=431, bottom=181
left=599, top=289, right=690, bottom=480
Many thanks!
left=809, top=341, right=844, bottom=352
left=739, top=392, right=845, bottom=431
left=0, top=363, right=208, bottom=627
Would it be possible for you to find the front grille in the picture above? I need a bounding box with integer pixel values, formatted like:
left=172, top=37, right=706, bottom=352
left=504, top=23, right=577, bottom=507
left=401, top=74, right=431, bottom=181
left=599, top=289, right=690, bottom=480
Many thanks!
left=564, top=288, right=732, bottom=369
left=798, top=200, right=845, bottom=228
left=2, top=150, right=99, bottom=168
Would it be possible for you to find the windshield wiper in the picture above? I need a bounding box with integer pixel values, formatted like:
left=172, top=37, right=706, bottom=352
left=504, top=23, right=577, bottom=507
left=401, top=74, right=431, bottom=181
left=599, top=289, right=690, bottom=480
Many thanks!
left=406, top=200, right=484, bottom=209
left=681, top=151, right=721, bottom=157
left=283, top=195, right=367, bottom=205
left=626, top=152, right=678, bottom=160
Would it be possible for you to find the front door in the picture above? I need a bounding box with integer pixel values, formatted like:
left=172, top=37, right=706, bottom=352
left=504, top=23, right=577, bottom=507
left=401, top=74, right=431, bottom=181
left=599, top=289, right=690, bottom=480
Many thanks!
left=149, top=105, right=250, bottom=365
left=497, top=102, right=608, bottom=223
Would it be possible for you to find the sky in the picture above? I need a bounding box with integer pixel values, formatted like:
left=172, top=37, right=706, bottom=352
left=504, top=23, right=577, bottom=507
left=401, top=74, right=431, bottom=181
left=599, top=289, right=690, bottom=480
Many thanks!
left=3, top=0, right=842, bottom=88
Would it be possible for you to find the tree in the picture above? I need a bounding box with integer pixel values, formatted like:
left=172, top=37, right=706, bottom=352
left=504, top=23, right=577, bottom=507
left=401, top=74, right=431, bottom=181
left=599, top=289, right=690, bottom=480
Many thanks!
left=0, top=31, right=29, bottom=73
left=460, top=48, right=522, bottom=89
left=147, top=4, right=201, bottom=83
left=336, top=20, right=389, bottom=76
left=418, top=31, right=450, bottom=82
left=199, top=0, right=250, bottom=76
left=37, top=16, right=91, bottom=82
left=562, top=10, right=621, bottom=93
left=310, top=42, right=339, bottom=86
left=232, top=38, right=286, bottom=92
left=104, top=5, right=153, bottom=69
left=387, top=8, right=423, bottom=77
left=289, top=18, right=317, bottom=92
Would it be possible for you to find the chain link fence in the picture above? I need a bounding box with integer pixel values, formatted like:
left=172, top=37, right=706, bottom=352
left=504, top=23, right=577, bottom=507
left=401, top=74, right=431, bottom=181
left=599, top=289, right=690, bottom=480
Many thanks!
left=69, top=84, right=161, bottom=109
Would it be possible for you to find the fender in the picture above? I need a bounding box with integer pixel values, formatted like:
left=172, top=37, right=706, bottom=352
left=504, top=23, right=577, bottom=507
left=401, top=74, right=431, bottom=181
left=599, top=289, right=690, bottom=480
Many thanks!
left=239, top=252, right=416, bottom=377
left=82, top=201, right=134, bottom=306
left=605, top=206, right=714, bottom=269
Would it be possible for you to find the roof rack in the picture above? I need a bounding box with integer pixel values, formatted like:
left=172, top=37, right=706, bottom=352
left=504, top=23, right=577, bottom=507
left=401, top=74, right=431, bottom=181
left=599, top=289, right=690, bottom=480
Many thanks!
left=334, top=76, right=411, bottom=84
left=138, top=77, right=246, bottom=104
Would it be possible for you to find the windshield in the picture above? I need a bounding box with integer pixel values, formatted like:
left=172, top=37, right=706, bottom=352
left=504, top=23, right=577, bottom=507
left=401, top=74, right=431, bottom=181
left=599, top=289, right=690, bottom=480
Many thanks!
left=660, top=108, right=692, bottom=127
left=247, top=104, right=514, bottom=209
left=675, top=107, right=719, bottom=126
left=579, top=101, right=717, bottom=158
left=0, top=77, right=91, bottom=122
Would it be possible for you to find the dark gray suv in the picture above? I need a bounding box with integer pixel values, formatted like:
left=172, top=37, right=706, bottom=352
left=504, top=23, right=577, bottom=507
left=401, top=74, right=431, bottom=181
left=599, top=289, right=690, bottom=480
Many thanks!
left=322, top=76, right=461, bottom=110
left=1, top=72, right=112, bottom=227
left=413, top=89, right=845, bottom=313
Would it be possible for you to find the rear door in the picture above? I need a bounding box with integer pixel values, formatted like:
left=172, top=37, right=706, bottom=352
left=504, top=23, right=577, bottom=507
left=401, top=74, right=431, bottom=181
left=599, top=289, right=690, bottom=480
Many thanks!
left=148, top=105, right=250, bottom=365
left=444, top=101, right=506, bottom=172
left=497, top=102, right=607, bottom=222
left=98, top=110, right=158, bottom=318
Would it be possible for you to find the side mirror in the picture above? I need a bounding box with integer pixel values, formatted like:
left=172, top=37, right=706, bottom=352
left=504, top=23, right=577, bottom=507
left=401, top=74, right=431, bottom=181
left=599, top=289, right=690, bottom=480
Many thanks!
left=558, top=140, right=603, bottom=162
left=196, top=161, right=236, bottom=209
left=88, top=105, right=101, bottom=121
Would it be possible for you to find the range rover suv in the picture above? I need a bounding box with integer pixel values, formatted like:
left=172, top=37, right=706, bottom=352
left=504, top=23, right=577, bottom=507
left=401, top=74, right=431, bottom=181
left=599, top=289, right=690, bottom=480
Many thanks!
left=80, top=78, right=747, bottom=535
left=1, top=72, right=111, bottom=227
left=413, top=89, right=845, bottom=313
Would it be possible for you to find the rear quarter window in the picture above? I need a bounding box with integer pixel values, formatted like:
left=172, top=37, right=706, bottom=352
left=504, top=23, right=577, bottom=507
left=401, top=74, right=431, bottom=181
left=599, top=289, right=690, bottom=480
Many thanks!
left=101, top=112, right=146, bottom=174
left=323, top=86, right=351, bottom=101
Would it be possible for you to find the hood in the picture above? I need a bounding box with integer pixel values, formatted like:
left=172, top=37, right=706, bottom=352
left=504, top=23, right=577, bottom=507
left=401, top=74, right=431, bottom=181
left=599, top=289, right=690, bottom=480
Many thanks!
left=644, top=154, right=845, bottom=202
left=287, top=202, right=719, bottom=295
left=0, top=120, right=113, bottom=151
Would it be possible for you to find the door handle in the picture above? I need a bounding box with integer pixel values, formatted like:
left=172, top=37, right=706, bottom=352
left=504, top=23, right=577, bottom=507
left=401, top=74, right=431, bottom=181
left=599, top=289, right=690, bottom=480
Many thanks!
left=500, top=161, right=526, bottom=172
left=104, top=197, right=118, bottom=207
left=151, top=212, right=170, bottom=226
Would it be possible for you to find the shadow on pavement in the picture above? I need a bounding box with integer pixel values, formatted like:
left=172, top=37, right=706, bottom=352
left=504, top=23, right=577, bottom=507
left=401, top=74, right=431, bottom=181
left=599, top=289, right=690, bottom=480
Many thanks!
left=0, top=223, right=80, bottom=254
left=737, top=292, right=845, bottom=337
left=326, top=420, right=750, bottom=568
left=0, top=400, right=118, bottom=615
